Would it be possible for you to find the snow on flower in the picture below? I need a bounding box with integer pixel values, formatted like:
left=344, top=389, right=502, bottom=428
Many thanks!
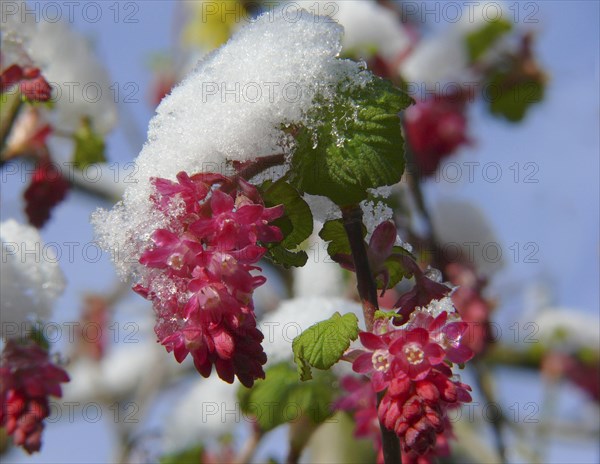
left=132, top=173, right=283, bottom=386
left=92, top=9, right=385, bottom=385
left=0, top=220, right=65, bottom=338
left=92, top=9, right=370, bottom=275
left=294, top=1, right=412, bottom=62
left=399, top=1, right=510, bottom=86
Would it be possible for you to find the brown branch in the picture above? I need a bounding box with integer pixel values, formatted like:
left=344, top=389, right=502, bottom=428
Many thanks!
left=341, top=206, right=379, bottom=332
left=341, top=205, right=401, bottom=464
left=234, top=426, right=263, bottom=464
left=234, top=153, right=286, bottom=183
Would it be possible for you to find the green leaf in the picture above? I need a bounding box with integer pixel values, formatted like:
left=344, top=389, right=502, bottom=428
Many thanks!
left=159, top=445, right=203, bottom=464
left=292, top=312, right=359, bottom=381
left=319, top=219, right=364, bottom=259
left=260, top=179, right=313, bottom=268
left=487, top=71, right=545, bottom=122
left=466, top=19, right=512, bottom=62
left=289, top=76, right=412, bottom=206
left=238, top=363, right=336, bottom=432
left=73, top=118, right=105, bottom=169
left=29, top=326, right=50, bottom=351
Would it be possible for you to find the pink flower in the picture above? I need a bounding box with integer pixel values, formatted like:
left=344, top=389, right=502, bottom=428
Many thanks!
left=0, top=340, right=69, bottom=454
left=378, top=363, right=471, bottom=456
left=335, top=376, right=384, bottom=463
left=408, top=311, right=473, bottom=365
left=393, top=267, right=451, bottom=324
left=0, top=65, right=52, bottom=101
left=353, top=296, right=472, bottom=458
left=353, top=320, right=400, bottom=392
left=389, top=329, right=446, bottom=380
left=446, top=262, right=493, bottom=355
left=403, top=95, right=470, bottom=177
left=136, top=171, right=283, bottom=387
left=24, top=160, right=70, bottom=228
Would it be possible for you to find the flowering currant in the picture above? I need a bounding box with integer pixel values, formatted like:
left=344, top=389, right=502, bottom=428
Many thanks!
left=0, top=339, right=69, bottom=454
left=352, top=300, right=473, bottom=459
left=134, top=171, right=284, bottom=387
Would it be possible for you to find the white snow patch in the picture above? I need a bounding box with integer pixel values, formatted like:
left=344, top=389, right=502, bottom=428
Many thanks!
left=0, top=220, right=65, bottom=337
left=93, top=9, right=372, bottom=279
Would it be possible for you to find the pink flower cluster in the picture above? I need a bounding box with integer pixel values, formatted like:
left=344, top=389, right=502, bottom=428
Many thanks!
left=0, top=339, right=69, bottom=454
left=351, top=306, right=472, bottom=461
left=135, top=171, right=284, bottom=387
left=0, top=64, right=52, bottom=102
left=446, top=262, right=494, bottom=355
left=403, top=95, right=470, bottom=177
left=24, top=159, right=70, bottom=229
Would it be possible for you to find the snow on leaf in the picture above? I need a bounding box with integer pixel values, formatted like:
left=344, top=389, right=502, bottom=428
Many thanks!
left=289, top=76, right=412, bottom=206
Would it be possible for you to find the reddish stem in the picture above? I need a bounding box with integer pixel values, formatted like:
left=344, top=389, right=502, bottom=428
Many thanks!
left=341, top=205, right=401, bottom=464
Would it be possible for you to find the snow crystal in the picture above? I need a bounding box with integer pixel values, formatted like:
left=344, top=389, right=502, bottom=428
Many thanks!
left=303, top=194, right=342, bottom=223
left=93, top=8, right=371, bottom=278
left=0, top=220, right=65, bottom=337
left=413, top=296, right=457, bottom=319
left=361, top=199, right=393, bottom=239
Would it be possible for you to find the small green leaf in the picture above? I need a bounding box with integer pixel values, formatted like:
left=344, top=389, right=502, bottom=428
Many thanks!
left=159, top=445, right=203, bottom=464
left=73, top=118, right=105, bottom=169
left=238, top=363, right=336, bottom=432
left=319, top=219, right=365, bottom=260
left=292, top=312, right=359, bottom=381
left=266, top=246, right=308, bottom=268
left=381, top=245, right=414, bottom=289
left=29, top=326, right=50, bottom=351
left=289, top=76, right=412, bottom=206
left=466, top=19, right=512, bottom=62
left=487, top=71, right=545, bottom=122
left=261, top=179, right=313, bottom=268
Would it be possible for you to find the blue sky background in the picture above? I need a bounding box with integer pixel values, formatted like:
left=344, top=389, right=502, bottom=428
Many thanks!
left=1, top=1, right=599, bottom=462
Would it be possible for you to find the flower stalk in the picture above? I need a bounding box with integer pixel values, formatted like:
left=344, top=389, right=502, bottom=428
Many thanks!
left=341, top=205, right=401, bottom=464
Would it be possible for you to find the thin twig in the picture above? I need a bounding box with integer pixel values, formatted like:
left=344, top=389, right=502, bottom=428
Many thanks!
left=473, top=361, right=507, bottom=463
left=234, top=426, right=263, bottom=464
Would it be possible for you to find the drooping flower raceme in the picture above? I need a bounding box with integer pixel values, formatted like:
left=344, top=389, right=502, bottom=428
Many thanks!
left=133, top=172, right=283, bottom=387
left=351, top=299, right=473, bottom=459
left=0, top=339, right=69, bottom=454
